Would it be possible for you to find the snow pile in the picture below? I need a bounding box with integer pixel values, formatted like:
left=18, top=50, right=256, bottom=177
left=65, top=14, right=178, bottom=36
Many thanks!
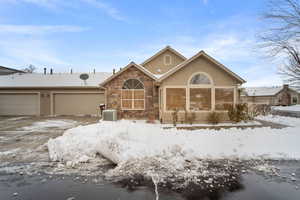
left=48, top=117, right=300, bottom=166
left=273, top=105, right=300, bottom=112
left=21, top=119, right=76, bottom=131
left=47, top=116, right=300, bottom=191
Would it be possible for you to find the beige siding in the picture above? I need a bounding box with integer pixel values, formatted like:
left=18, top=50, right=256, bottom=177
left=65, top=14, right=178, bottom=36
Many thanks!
left=159, top=56, right=239, bottom=123
left=53, top=93, right=104, bottom=116
left=143, top=49, right=185, bottom=75
left=0, top=93, right=39, bottom=115
left=161, top=55, right=239, bottom=87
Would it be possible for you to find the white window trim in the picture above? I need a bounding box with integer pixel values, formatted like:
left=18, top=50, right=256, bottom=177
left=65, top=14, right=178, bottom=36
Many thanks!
left=163, top=84, right=237, bottom=113
left=214, top=86, right=236, bottom=112
left=187, top=72, right=214, bottom=112
left=164, top=55, right=172, bottom=66
left=121, top=89, right=145, bottom=110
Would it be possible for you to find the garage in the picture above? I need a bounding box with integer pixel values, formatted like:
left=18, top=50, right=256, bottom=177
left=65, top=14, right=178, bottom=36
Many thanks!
left=52, top=93, right=104, bottom=116
left=0, top=93, right=39, bottom=115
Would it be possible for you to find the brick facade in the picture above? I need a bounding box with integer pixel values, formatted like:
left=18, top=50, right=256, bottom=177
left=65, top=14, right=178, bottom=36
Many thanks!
left=103, top=66, right=159, bottom=120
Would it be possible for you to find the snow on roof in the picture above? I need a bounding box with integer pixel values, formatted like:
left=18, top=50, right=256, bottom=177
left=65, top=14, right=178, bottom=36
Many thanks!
left=0, top=72, right=112, bottom=88
left=243, top=86, right=283, bottom=96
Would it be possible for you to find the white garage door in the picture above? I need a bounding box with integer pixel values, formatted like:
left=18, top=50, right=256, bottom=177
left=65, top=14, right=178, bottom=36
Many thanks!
left=0, top=93, right=39, bottom=115
left=53, top=93, right=104, bottom=115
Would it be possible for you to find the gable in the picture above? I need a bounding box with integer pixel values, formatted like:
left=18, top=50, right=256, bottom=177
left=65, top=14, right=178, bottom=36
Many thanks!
left=141, top=47, right=186, bottom=75
left=101, top=62, right=156, bottom=87
left=159, top=51, right=245, bottom=85
left=160, top=55, right=241, bottom=87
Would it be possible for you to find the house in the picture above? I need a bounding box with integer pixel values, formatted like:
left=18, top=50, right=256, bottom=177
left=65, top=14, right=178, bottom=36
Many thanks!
left=0, top=46, right=245, bottom=122
left=0, top=66, right=24, bottom=75
left=101, top=46, right=246, bottom=123
left=0, top=71, right=111, bottom=116
left=240, top=85, right=300, bottom=106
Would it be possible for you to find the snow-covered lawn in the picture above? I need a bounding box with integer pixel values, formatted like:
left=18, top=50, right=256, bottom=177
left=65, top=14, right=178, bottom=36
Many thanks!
left=272, top=105, right=300, bottom=112
left=48, top=115, right=300, bottom=166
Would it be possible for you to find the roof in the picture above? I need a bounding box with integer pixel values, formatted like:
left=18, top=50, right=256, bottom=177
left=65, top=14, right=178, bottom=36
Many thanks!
left=0, top=66, right=25, bottom=75
left=100, top=62, right=157, bottom=86
left=243, top=87, right=284, bottom=96
left=0, top=72, right=111, bottom=88
left=140, top=45, right=186, bottom=66
left=157, top=50, right=246, bottom=84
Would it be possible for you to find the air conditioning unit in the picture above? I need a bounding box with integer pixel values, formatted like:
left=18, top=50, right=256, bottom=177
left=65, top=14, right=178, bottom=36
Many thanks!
left=102, top=109, right=117, bottom=121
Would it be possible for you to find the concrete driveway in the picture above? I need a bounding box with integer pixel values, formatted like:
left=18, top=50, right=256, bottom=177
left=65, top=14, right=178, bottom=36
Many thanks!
left=0, top=116, right=99, bottom=164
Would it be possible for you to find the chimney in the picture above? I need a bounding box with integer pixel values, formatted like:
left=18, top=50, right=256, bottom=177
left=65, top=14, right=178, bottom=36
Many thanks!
left=283, top=84, right=289, bottom=89
left=120, top=67, right=122, bottom=71
left=50, top=68, right=53, bottom=75
left=43, top=68, right=46, bottom=75
left=113, top=68, right=115, bottom=74
left=70, top=69, right=73, bottom=74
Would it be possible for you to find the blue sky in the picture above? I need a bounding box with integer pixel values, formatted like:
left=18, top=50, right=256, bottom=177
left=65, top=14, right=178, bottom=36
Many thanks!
left=0, top=0, right=284, bottom=86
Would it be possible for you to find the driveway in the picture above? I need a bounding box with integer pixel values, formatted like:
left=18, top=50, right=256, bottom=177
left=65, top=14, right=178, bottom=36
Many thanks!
left=0, top=116, right=99, bottom=164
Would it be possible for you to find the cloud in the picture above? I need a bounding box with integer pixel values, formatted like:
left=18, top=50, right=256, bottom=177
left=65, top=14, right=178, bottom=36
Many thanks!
left=0, top=38, right=68, bottom=67
left=81, top=0, right=126, bottom=21
left=1, top=0, right=126, bottom=21
left=0, top=24, right=89, bottom=35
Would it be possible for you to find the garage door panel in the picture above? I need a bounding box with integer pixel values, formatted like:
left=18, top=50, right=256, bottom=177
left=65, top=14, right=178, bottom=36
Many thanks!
left=0, top=94, right=39, bottom=115
left=53, top=93, right=104, bottom=115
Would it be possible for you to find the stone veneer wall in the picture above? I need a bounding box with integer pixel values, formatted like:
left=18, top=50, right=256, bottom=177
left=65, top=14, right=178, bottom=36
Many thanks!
left=103, top=66, right=159, bottom=120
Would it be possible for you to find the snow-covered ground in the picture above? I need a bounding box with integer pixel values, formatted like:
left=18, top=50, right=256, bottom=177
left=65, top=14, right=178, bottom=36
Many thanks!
left=48, top=115, right=300, bottom=166
left=273, top=105, right=300, bottom=112
left=256, top=114, right=300, bottom=127
left=21, top=119, right=77, bottom=132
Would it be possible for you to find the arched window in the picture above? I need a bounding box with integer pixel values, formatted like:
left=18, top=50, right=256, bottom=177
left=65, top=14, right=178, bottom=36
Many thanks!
left=121, top=79, right=145, bottom=110
left=188, top=73, right=213, bottom=111
left=190, top=73, right=212, bottom=85
left=122, top=79, right=144, bottom=89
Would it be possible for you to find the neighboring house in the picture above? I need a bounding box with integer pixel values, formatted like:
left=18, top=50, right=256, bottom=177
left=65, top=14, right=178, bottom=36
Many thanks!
left=0, top=72, right=111, bottom=116
left=101, top=46, right=246, bottom=123
left=240, top=85, right=300, bottom=106
left=0, top=66, right=24, bottom=75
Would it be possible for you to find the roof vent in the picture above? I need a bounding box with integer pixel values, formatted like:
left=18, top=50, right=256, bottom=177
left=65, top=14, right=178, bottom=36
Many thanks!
left=79, top=73, right=89, bottom=86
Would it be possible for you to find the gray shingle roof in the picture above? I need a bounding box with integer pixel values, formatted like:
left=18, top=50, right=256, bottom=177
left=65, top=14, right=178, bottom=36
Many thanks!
left=0, top=72, right=111, bottom=88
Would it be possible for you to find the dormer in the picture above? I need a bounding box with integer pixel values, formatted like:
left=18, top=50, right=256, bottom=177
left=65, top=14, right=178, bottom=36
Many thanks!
left=141, top=46, right=186, bottom=75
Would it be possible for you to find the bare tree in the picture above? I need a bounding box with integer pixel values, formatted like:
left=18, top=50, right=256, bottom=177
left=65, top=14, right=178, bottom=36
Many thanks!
left=260, top=0, right=300, bottom=88
left=22, top=64, right=36, bottom=73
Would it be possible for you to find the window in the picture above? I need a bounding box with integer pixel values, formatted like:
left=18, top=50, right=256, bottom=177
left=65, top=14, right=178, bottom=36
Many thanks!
left=166, top=88, right=186, bottom=111
left=121, top=79, right=145, bottom=110
left=190, top=73, right=211, bottom=85
left=292, top=96, right=298, bottom=104
left=188, top=73, right=212, bottom=111
left=215, top=88, right=234, bottom=110
left=190, top=88, right=211, bottom=111
left=164, top=55, right=172, bottom=65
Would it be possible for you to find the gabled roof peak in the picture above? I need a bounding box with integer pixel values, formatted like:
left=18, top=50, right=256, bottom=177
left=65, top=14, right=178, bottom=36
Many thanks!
left=157, top=50, right=246, bottom=84
left=140, top=46, right=186, bottom=66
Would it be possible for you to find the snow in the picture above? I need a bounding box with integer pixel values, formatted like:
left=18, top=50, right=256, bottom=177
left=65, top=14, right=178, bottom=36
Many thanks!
left=162, top=120, right=261, bottom=127
left=243, top=86, right=283, bottom=96
left=256, top=115, right=300, bottom=127
left=21, top=119, right=76, bottom=131
left=273, top=105, right=300, bottom=112
left=0, top=72, right=111, bottom=88
left=48, top=117, right=300, bottom=166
